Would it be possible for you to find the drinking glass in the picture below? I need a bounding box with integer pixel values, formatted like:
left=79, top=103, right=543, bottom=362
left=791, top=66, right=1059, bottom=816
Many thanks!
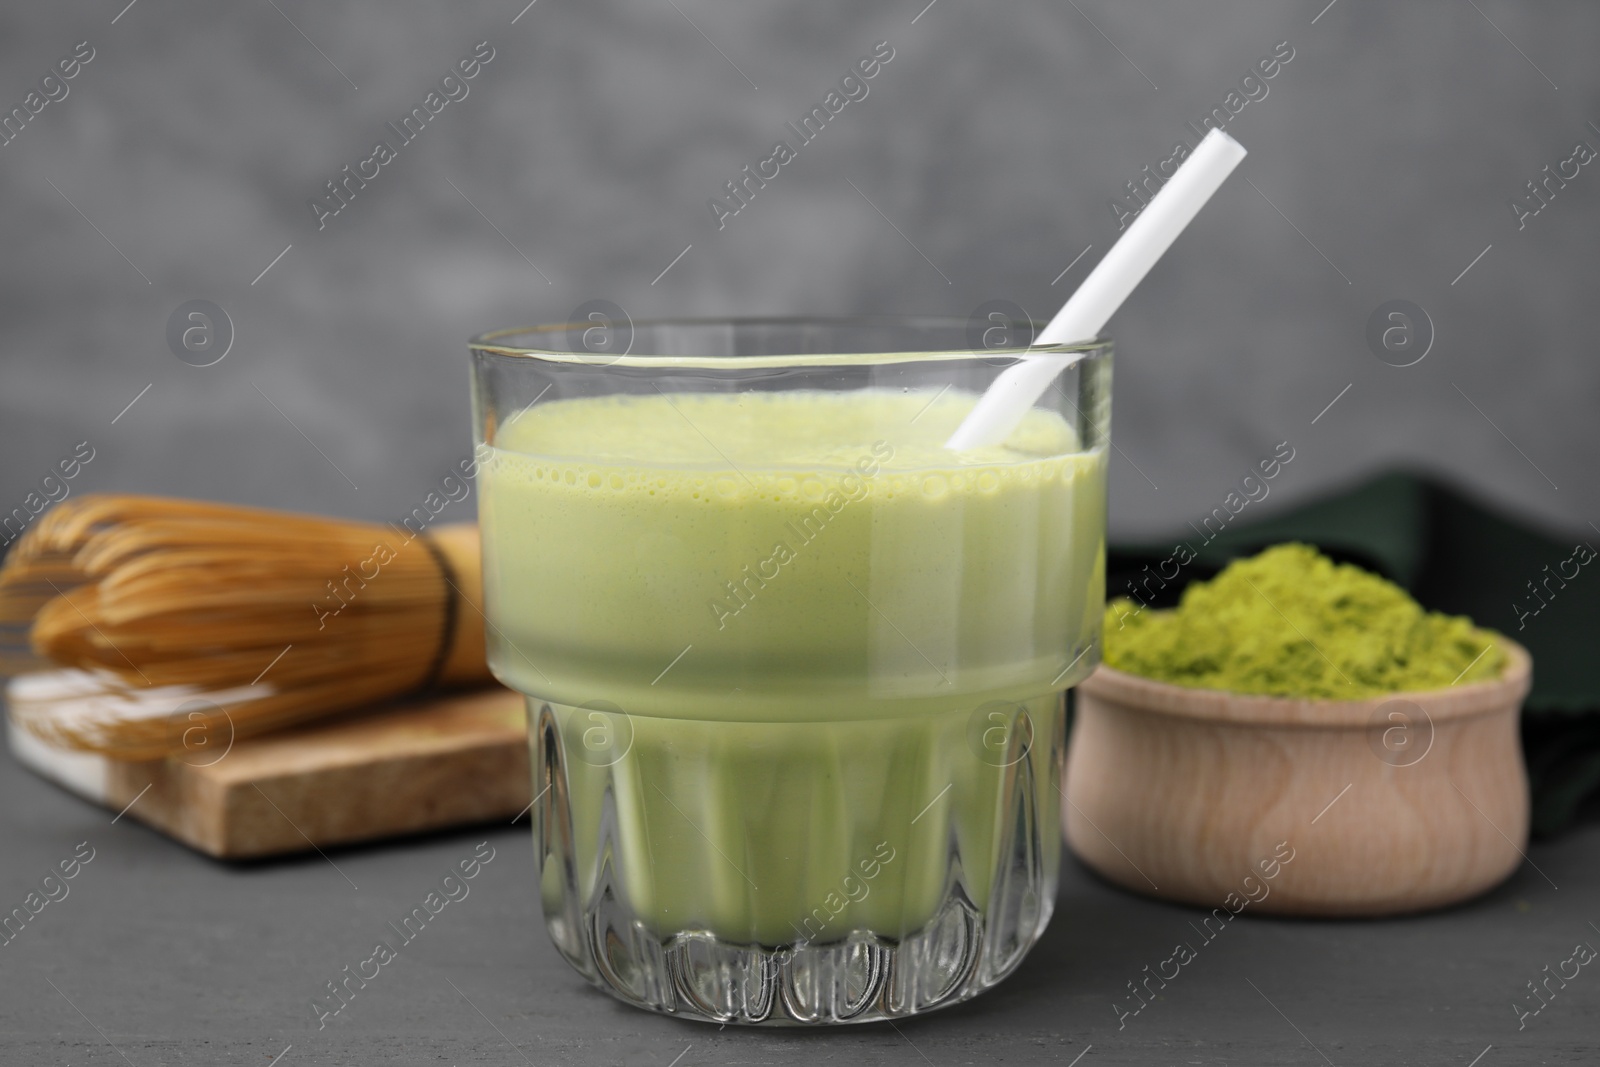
left=470, top=317, right=1111, bottom=1025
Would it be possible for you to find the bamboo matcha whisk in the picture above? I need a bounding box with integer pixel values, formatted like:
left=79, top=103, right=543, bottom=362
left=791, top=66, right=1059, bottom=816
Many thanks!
left=0, top=495, right=491, bottom=759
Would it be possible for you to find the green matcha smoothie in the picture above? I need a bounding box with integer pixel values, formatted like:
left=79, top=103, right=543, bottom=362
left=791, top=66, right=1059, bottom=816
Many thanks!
left=479, top=388, right=1105, bottom=947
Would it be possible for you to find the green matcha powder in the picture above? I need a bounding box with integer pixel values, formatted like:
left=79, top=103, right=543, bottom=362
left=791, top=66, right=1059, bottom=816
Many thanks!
left=1103, top=543, right=1506, bottom=699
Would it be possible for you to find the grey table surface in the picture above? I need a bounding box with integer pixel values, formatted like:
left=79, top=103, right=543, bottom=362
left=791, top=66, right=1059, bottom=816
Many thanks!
left=1, top=739, right=1595, bottom=1067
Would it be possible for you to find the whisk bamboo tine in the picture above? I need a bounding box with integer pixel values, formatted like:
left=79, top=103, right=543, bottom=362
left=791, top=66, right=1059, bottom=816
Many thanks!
left=1, top=494, right=491, bottom=755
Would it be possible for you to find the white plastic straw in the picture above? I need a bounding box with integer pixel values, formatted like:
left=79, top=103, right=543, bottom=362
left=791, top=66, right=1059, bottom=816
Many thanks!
left=945, top=128, right=1248, bottom=450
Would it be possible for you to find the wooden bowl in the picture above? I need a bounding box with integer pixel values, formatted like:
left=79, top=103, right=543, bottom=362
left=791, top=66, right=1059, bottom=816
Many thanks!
left=1064, top=640, right=1532, bottom=916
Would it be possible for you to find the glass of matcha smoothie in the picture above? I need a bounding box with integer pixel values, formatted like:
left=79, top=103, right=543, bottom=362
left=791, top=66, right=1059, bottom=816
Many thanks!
left=470, top=317, right=1110, bottom=1025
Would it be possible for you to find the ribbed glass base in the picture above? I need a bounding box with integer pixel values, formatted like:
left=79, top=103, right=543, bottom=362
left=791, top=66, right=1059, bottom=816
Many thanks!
left=530, top=695, right=1062, bottom=1025
left=554, top=864, right=1052, bottom=1024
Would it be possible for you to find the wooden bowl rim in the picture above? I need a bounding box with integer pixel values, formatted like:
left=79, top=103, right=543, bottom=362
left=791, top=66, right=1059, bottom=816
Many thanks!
left=1077, top=636, right=1531, bottom=727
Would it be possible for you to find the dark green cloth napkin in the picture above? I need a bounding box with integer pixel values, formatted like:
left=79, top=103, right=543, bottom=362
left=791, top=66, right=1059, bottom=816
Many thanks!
left=1106, top=471, right=1600, bottom=837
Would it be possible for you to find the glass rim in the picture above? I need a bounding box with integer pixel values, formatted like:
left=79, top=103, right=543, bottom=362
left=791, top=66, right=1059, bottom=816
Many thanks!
left=470, top=315, right=1111, bottom=369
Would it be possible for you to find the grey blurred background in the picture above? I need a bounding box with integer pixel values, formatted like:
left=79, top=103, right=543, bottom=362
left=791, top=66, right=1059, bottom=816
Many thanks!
left=1, top=0, right=1595, bottom=541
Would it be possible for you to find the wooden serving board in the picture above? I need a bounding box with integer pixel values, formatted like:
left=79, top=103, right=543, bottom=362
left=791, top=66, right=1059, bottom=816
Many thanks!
left=7, top=687, right=530, bottom=858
